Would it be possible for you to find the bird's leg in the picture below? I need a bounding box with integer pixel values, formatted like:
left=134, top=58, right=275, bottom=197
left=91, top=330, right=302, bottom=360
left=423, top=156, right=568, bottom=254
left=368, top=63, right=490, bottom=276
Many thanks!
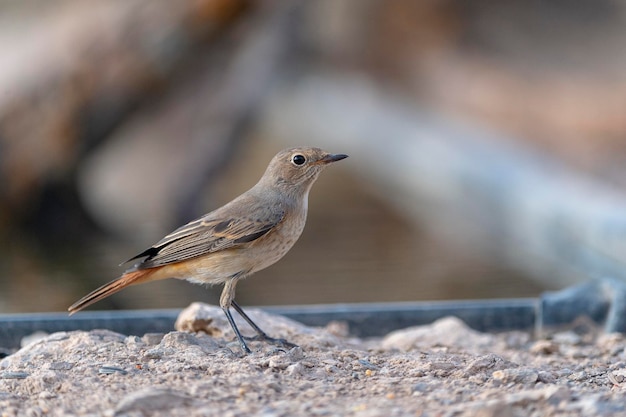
left=220, top=279, right=251, bottom=354
left=222, top=307, right=251, bottom=354
left=232, top=300, right=298, bottom=350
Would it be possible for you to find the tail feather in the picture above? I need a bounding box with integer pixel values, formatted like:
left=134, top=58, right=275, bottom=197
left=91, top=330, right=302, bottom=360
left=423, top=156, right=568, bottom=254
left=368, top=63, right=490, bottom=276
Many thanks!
left=68, top=269, right=155, bottom=315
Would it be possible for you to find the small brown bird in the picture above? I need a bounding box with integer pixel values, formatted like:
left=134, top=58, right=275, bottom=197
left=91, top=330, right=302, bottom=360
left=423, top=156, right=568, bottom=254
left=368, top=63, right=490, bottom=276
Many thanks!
left=68, top=147, right=348, bottom=353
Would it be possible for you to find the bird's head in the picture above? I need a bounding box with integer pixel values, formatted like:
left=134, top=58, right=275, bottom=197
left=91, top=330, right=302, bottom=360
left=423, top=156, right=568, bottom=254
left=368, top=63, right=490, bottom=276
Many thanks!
left=259, top=147, right=348, bottom=194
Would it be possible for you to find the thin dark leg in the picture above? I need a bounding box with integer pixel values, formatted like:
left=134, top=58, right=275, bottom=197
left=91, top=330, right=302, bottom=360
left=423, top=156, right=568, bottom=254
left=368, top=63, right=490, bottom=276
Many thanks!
left=222, top=307, right=251, bottom=354
left=231, top=300, right=298, bottom=349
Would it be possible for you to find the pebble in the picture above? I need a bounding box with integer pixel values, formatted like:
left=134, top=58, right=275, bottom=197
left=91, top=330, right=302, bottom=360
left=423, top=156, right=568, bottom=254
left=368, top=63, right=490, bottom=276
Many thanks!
left=285, top=363, right=304, bottom=376
left=608, top=369, right=626, bottom=386
left=464, top=354, right=510, bottom=374
left=125, top=335, right=144, bottom=348
left=552, top=331, right=582, bottom=345
left=142, top=333, right=165, bottom=346
left=537, top=371, right=557, bottom=384
left=38, top=391, right=57, bottom=399
left=412, top=382, right=429, bottom=393
left=358, top=359, right=379, bottom=370
left=530, top=340, right=559, bottom=355
left=1, top=371, right=29, bottom=379
left=98, top=366, right=128, bottom=375
left=115, top=388, right=196, bottom=413
left=568, top=371, right=587, bottom=382
left=143, top=348, right=165, bottom=360
left=267, top=356, right=290, bottom=370
left=47, top=361, right=73, bottom=371
left=20, top=331, right=49, bottom=348
left=492, top=368, right=538, bottom=384
left=286, top=346, right=304, bottom=361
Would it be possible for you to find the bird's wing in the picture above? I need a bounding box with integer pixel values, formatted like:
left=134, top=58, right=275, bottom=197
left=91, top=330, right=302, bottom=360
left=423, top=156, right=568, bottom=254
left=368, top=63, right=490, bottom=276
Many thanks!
left=126, top=209, right=285, bottom=269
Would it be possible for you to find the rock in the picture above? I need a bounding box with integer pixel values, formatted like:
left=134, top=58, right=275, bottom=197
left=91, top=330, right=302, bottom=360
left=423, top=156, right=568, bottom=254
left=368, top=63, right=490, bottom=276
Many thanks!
left=381, top=316, right=496, bottom=351
left=20, top=331, right=49, bottom=348
left=530, top=339, right=560, bottom=355
left=174, top=302, right=317, bottom=348
left=492, top=368, right=539, bottom=384
left=464, top=353, right=515, bottom=376
left=115, top=388, right=199, bottom=414
left=175, top=303, right=228, bottom=337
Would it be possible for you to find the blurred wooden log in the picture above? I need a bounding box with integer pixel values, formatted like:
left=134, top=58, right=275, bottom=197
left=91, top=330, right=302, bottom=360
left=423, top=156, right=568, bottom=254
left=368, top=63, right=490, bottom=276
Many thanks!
left=259, top=72, right=626, bottom=288
left=78, top=0, right=297, bottom=239
left=0, top=0, right=248, bottom=231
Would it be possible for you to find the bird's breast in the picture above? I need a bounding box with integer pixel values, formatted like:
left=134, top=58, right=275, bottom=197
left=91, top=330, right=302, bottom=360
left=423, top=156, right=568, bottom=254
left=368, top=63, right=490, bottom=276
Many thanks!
left=246, top=203, right=308, bottom=273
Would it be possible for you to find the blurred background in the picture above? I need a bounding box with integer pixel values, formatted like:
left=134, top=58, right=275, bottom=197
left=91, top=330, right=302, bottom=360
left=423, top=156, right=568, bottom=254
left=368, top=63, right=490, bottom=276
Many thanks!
left=2, top=0, right=626, bottom=313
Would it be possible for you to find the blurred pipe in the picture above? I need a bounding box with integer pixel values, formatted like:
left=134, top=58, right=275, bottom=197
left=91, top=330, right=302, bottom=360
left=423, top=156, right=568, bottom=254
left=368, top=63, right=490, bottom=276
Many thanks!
left=3, top=278, right=626, bottom=350
left=258, top=72, right=626, bottom=289
left=0, top=300, right=536, bottom=350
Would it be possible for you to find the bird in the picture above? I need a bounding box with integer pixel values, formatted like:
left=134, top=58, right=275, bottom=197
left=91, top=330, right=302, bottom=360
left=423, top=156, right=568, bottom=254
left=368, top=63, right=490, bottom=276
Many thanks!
left=68, top=147, right=348, bottom=353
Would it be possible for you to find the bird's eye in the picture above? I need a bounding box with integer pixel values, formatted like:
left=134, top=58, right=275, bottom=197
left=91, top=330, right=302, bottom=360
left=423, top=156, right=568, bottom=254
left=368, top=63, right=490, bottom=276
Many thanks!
left=291, top=154, right=306, bottom=166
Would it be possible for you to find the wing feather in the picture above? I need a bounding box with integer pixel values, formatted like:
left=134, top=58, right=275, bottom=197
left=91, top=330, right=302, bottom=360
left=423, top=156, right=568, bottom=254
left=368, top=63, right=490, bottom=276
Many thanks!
left=127, top=209, right=285, bottom=269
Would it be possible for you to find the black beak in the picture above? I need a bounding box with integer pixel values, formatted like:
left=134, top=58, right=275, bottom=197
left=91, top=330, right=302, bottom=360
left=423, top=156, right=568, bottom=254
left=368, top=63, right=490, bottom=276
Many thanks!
left=319, top=153, right=349, bottom=164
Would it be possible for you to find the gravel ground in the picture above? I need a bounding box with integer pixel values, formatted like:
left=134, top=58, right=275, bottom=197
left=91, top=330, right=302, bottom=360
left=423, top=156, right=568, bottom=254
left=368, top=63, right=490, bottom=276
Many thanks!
left=2, top=302, right=626, bottom=417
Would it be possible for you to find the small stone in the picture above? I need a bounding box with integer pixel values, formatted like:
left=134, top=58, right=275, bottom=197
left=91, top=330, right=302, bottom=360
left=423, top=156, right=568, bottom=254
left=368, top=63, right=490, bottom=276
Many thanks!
left=160, top=332, right=200, bottom=348
left=568, top=371, right=587, bottom=382
left=1, top=371, right=29, bottom=379
left=464, top=354, right=511, bottom=375
left=174, top=303, right=227, bottom=336
left=267, top=356, right=290, bottom=370
left=537, top=371, right=557, bottom=384
left=412, top=382, right=429, bottom=393
left=142, top=333, right=165, bottom=346
left=608, top=369, right=626, bottom=386
left=46, top=332, right=70, bottom=342
left=492, top=368, right=538, bottom=384
left=357, top=359, right=379, bottom=370
left=428, top=361, right=457, bottom=372
left=286, top=346, right=304, bottom=361
left=552, top=331, right=582, bottom=345
left=530, top=340, right=559, bottom=355
left=597, top=333, right=624, bottom=347
left=116, top=388, right=197, bottom=413
left=125, top=335, right=143, bottom=346
left=38, top=391, right=57, bottom=399
left=47, top=361, right=73, bottom=371
left=382, top=317, right=494, bottom=351
left=143, top=348, right=165, bottom=360
left=20, top=331, right=49, bottom=348
left=324, top=321, right=350, bottom=337
left=98, top=366, right=128, bottom=375
left=285, top=363, right=304, bottom=376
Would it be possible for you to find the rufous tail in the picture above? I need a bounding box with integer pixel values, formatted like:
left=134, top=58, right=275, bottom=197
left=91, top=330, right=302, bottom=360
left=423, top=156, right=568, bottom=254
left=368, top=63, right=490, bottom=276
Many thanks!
left=68, top=269, right=156, bottom=315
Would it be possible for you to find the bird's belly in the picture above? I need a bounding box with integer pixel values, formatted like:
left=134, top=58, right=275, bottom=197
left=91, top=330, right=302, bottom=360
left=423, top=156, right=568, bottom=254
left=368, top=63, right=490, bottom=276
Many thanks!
left=152, top=250, right=252, bottom=285
left=153, top=209, right=306, bottom=285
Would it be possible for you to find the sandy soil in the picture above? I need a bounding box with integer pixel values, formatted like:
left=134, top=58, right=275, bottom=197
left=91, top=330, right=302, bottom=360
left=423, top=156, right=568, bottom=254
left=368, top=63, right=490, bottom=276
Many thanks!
left=1, top=302, right=626, bottom=417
